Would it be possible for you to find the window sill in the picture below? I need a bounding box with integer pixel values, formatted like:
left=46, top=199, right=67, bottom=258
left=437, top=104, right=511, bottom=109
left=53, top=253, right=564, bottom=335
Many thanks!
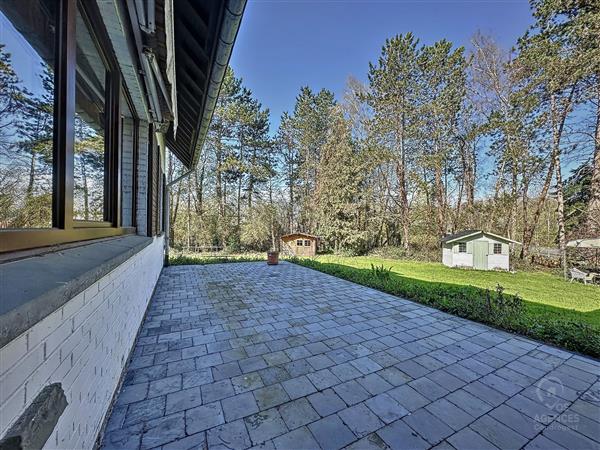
left=0, top=227, right=135, bottom=253
left=0, top=235, right=153, bottom=348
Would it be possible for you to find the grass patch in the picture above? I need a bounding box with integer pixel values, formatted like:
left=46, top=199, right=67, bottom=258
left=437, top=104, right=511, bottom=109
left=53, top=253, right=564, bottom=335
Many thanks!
left=290, top=256, right=600, bottom=358
left=169, top=253, right=265, bottom=265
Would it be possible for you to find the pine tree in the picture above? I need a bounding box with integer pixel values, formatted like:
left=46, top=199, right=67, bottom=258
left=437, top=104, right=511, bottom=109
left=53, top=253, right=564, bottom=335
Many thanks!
left=315, top=107, right=366, bottom=252
left=418, top=40, right=468, bottom=238
left=367, top=33, right=421, bottom=251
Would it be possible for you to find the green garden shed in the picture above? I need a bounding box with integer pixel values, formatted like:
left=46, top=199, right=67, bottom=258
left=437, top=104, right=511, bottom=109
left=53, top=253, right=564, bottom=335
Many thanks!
left=441, top=230, right=520, bottom=271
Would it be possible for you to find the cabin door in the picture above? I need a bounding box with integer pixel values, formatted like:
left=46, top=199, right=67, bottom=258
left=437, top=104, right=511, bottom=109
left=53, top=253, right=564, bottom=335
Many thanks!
left=473, top=241, right=488, bottom=270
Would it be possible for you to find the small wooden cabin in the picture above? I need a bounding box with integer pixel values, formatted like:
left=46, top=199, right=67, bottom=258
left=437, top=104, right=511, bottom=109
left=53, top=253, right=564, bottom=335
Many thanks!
left=281, top=233, right=319, bottom=257
left=441, top=230, right=520, bottom=271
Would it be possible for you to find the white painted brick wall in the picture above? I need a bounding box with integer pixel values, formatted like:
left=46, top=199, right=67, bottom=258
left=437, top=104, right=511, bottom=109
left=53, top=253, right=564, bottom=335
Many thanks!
left=0, top=236, right=164, bottom=449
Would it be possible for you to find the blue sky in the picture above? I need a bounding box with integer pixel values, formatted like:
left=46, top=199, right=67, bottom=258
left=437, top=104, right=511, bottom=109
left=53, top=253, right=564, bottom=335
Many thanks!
left=230, top=0, right=534, bottom=130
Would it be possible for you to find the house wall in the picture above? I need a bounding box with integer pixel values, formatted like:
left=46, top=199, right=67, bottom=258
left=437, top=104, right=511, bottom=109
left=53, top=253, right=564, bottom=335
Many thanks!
left=0, top=236, right=164, bottom=449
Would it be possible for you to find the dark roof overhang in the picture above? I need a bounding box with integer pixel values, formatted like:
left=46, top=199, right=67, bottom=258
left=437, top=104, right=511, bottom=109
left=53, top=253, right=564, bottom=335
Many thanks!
left=165, top=0, right=246, bottom=169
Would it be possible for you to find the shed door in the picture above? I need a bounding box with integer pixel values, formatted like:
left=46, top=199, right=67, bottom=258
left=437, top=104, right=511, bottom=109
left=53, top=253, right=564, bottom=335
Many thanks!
left=473, top=241, right=488, bottom=270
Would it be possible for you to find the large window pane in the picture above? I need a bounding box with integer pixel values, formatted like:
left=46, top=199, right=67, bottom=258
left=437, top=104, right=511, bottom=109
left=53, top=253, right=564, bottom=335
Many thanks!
left=0, top=1, right=55, bottom=228
left=74, top=8, right=106, bottom=222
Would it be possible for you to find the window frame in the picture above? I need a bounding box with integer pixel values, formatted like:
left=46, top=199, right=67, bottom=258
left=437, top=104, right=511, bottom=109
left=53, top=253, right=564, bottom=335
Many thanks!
left=458, top=242, right=467, bottom=253
left=304, top=240, right=310, bottom=247
left=493, top=243, right=502, bottom=255
left=296, top=239, right=303, bottom=246
left=0, top=0, right=136, bottom=253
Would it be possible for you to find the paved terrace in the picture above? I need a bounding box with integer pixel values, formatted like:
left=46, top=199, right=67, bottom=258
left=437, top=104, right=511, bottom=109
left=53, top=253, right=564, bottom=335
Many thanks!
left=101, top=262, right=600, bottom=450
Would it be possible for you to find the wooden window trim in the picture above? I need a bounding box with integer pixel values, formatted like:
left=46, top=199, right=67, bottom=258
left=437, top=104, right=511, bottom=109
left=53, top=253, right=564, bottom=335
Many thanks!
left=0, top=0, right=133, bottom=254
left=493, top=243, right=502, bottom=255
left=458, top=242, right=467, bottom=253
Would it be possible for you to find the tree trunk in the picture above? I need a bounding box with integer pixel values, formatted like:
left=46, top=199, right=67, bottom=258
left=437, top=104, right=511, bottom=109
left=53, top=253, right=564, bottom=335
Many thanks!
left=170, top=182, right=181, bottom=245
left=555, top=150, right=568, bottom=279
left=588, top=80, right=600, bottom=234
left=195, top=165, right=205, bottom=215
left=215, top=142, right=223, bottom=218
left=237, top=139, right=243, bottom=230
left=27, top=152, right=35, bottom=197
left=269, top=178, right=276, bottom=250
left=508, top=167, right=518, bottom=240
left=521, top=89, right=573, bottom=259
left=434, top=148, right=446, bottom=238
left=396, top=112, right=410, bottom=252
left=521, top=156, right=555, bottom=258
left=237, top=176, right=242, bottom=229
left=248, top=148, right=256, bottom=210
left=186, top=175, right=191, bottom=249
left=466, top=142, right=476, bottom=209
left=396, top=159, right=410, bottom=251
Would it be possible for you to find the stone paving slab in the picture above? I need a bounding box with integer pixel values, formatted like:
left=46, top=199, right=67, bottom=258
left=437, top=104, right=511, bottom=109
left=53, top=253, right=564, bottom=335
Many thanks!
left=100, top=262, right=600, bottom=450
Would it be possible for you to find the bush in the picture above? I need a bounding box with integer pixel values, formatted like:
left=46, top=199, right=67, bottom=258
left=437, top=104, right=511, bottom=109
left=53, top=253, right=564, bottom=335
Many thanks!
left=169, top=254, right=264, bottom=265
left=290, top=258, right=600, bottom=358
left=370, top=263, right=393, bottom=281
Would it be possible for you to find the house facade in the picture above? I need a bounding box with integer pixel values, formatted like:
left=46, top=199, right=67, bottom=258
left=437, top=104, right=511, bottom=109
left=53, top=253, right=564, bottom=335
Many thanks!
left=0, top=1, right=245, bottom=448
left=441, top=230, right=519, bottom=271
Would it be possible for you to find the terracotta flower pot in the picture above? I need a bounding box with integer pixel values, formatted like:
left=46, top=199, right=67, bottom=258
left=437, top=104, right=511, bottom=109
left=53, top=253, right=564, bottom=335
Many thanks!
left=267, top=251, right=279, bottom=265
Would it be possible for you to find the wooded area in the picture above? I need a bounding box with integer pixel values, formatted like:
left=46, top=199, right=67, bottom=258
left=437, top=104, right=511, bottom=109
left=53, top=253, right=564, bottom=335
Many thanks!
left=2, top=1, right=597, bottom=273
left=167, top=1, right=599, bottom=273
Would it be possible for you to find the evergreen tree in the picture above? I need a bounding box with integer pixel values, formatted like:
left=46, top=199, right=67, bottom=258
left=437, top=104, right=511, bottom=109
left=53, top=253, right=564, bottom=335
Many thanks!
left=418, top=40, right=468, bottom=238
left=367, top=33, right=420, bottom=251
left=316, top=107, right=366, bottom=252
left=291, top=86, right=335, bottom=232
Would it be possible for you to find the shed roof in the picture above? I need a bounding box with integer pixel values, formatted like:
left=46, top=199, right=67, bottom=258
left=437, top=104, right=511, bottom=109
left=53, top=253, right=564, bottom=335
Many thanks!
left=281, top=233, right=319, bottom=240
left=567, top=238, right=600, bottom=248
left=441, top=230, right=520, bottom=245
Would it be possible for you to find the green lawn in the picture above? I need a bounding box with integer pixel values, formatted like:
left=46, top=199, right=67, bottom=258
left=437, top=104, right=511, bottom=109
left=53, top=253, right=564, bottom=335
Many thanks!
left=313, top=255, right=599, bottom=317
left=291, top=255, right=600, bottom=357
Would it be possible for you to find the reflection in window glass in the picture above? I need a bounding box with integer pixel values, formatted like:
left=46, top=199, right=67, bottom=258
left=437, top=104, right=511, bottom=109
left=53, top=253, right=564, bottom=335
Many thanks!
left=74, top=8, right=106, bottom=221
left=0, top=2, right=55, bottom=228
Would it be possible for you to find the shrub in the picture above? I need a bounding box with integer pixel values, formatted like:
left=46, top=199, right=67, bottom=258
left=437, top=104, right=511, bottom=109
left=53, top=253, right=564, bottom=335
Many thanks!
left=370, top=263, right=393, bottom=281
left=169, top=254, right=264, bottom=265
